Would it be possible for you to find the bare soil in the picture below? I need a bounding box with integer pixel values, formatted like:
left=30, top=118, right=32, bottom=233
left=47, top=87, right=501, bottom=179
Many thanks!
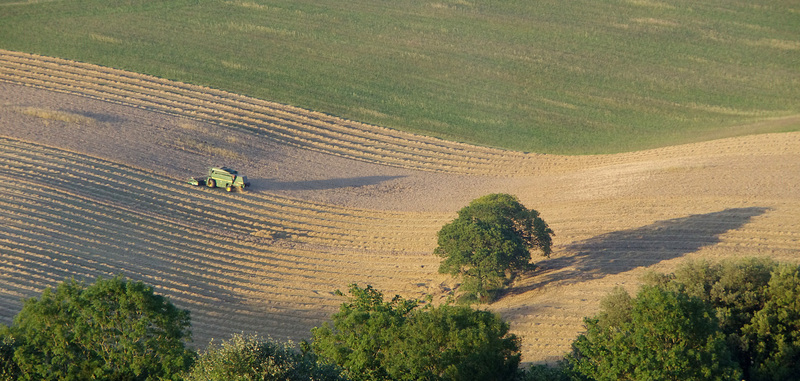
left=1, top=50, right=799, bottom=364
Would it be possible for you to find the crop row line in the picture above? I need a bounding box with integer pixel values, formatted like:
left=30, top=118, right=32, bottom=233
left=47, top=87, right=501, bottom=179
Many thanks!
left=0, top=50, right=543, bottom=175
left=0, top=135, right=436, bottom=229
left=0, top=200, right=396, bottom=317
left=1, top=138, right=440, bottom=250
left=1, top=140, right=436, bottom=272
left=0, top=178, right=384, bottom=285
left=5, top=50, right=529, bottom=159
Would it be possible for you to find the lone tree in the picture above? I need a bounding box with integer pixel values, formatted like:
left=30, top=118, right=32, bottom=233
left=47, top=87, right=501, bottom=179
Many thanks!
left=0, top=275, right=195, bottom=381
left=434, top=193, right=553, bottom=302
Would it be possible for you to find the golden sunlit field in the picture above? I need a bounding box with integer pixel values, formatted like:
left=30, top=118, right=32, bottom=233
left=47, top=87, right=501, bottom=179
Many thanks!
left=1, top=50, right=799, bottom=364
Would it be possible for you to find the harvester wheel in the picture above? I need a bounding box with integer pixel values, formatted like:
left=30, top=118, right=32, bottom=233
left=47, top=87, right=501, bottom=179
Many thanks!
left=206, top=178, right=215, bottom=188
left=226, top=185, right=233, bottom=192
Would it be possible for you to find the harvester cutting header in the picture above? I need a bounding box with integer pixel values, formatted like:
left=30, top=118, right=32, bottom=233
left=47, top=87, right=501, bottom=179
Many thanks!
left=188, top=167, right=250, bottom=192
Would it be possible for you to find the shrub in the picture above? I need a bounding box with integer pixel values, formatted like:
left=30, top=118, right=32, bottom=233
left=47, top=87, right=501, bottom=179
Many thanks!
left=568, top=285, right=742, bottom=381
left=311, top=284, right=521, bottom=381
left=185, top=334, right=346, bottom=381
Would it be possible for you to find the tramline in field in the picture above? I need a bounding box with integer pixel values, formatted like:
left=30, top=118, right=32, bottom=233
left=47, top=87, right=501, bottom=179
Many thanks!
left=188, top=166, right=250, bottom=192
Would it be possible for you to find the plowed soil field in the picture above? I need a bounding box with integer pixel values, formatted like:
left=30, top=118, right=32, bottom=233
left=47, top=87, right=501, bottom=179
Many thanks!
left=1, top=50, right=799, bottom=364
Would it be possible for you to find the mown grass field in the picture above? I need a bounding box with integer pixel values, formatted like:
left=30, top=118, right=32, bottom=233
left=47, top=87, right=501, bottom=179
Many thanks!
left=1, top=0, right=797, bottom=153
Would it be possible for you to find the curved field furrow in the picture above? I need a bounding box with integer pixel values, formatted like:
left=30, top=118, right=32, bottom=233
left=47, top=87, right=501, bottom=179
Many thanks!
left=0, top=137, right=442, bottom=251
left=0, top=138, right=440, bottom=260
left=7, top=50, right=798, bottom=177
left=0, top=50, right=538, bottom=175
left=4, top=50, right=523, bottom=161
left=0, top=136, right=447, bottom=346
left=0, top=61, right=454, bottom=170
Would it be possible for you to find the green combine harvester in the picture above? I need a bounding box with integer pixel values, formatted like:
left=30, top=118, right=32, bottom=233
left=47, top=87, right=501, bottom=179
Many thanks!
left=188, top=167, right=250, bottom=192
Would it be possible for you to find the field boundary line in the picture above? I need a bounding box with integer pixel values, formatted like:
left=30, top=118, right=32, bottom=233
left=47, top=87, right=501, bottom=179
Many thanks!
left=0, top=49, right=547, bottom=175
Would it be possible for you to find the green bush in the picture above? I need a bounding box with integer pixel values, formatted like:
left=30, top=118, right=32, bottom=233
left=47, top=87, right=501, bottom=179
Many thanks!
left=741, top=265, right=800, bottom=380
left=311, top=284, right=521, bottom=381
left=568, top=285, right=742, bottom=381
left=185, top=334, right=346, bottom=381
left=517, top=363, right=573, bottom=381
left=568, top=258, right=800, bottom=381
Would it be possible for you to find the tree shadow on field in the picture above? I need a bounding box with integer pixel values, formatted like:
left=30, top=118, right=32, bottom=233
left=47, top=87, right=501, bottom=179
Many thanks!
left=257, top=175, right=405, bottom=191
left=508, top=207, right=770, bottom=295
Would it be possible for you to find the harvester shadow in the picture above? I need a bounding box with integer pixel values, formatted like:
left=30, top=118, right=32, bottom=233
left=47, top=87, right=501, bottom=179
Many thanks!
left=258, top=175, right=405, bottom=191
left=506, top=207, right=770, bottom=296
left=74, top=110, right=126, bottom=123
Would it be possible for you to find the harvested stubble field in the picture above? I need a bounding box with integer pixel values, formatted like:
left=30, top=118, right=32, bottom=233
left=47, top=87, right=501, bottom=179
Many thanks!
left=1, top=50, right=800, bottom=364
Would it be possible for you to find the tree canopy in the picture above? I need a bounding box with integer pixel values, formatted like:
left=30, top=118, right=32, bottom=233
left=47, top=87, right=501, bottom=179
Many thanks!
left=310, top=284, right=521, bottom=381
left=740, top=265, right=800, bottom=380
left=563, top=259, right=800, bottom=381
left=0, top=275, right=194, bottom=381
left=185, top=334, right=346, bottom=381
left=568, top=285, right=742, bottom=381
left=434, top=193, right=553, bottom=302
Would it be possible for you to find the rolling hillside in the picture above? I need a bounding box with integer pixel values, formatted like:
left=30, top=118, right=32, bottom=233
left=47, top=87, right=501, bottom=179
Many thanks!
left=2, top=51, right=800, bottom=363
left=1, top=0, right=797, bottom=153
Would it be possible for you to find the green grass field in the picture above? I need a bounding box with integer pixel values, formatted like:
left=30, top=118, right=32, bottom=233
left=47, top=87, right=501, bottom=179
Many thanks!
left=1, top=0, right=798, bottom=154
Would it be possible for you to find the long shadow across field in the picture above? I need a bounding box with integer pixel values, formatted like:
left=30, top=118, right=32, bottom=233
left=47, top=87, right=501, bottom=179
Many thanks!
left=507, top=207, right=770, bottom=296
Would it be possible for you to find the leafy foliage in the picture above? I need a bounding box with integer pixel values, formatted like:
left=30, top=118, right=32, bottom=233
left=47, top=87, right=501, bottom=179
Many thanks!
left=434, top=194, right=553, bottom=302
left=0, top=333, right=18, bottom=381
left=311, top=284, right=521, bottom=381
left=567, top=259, right=800, bottom=381
left=384, top=304, right=521, bottom=381
left=668, top=258, right=776, bottom=335
left=656, top=258, right=776, bottom=376
left=517, top=363, right=573, bottom=381
left=741, top=265, right=800, bottom=381
left=2, top=275, right=194, bottom=381
left=185, top=334, right=346, bottom=381
left=311, top=284, right=417, bottom=381
left=568, top=285, right=742, bottom=381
